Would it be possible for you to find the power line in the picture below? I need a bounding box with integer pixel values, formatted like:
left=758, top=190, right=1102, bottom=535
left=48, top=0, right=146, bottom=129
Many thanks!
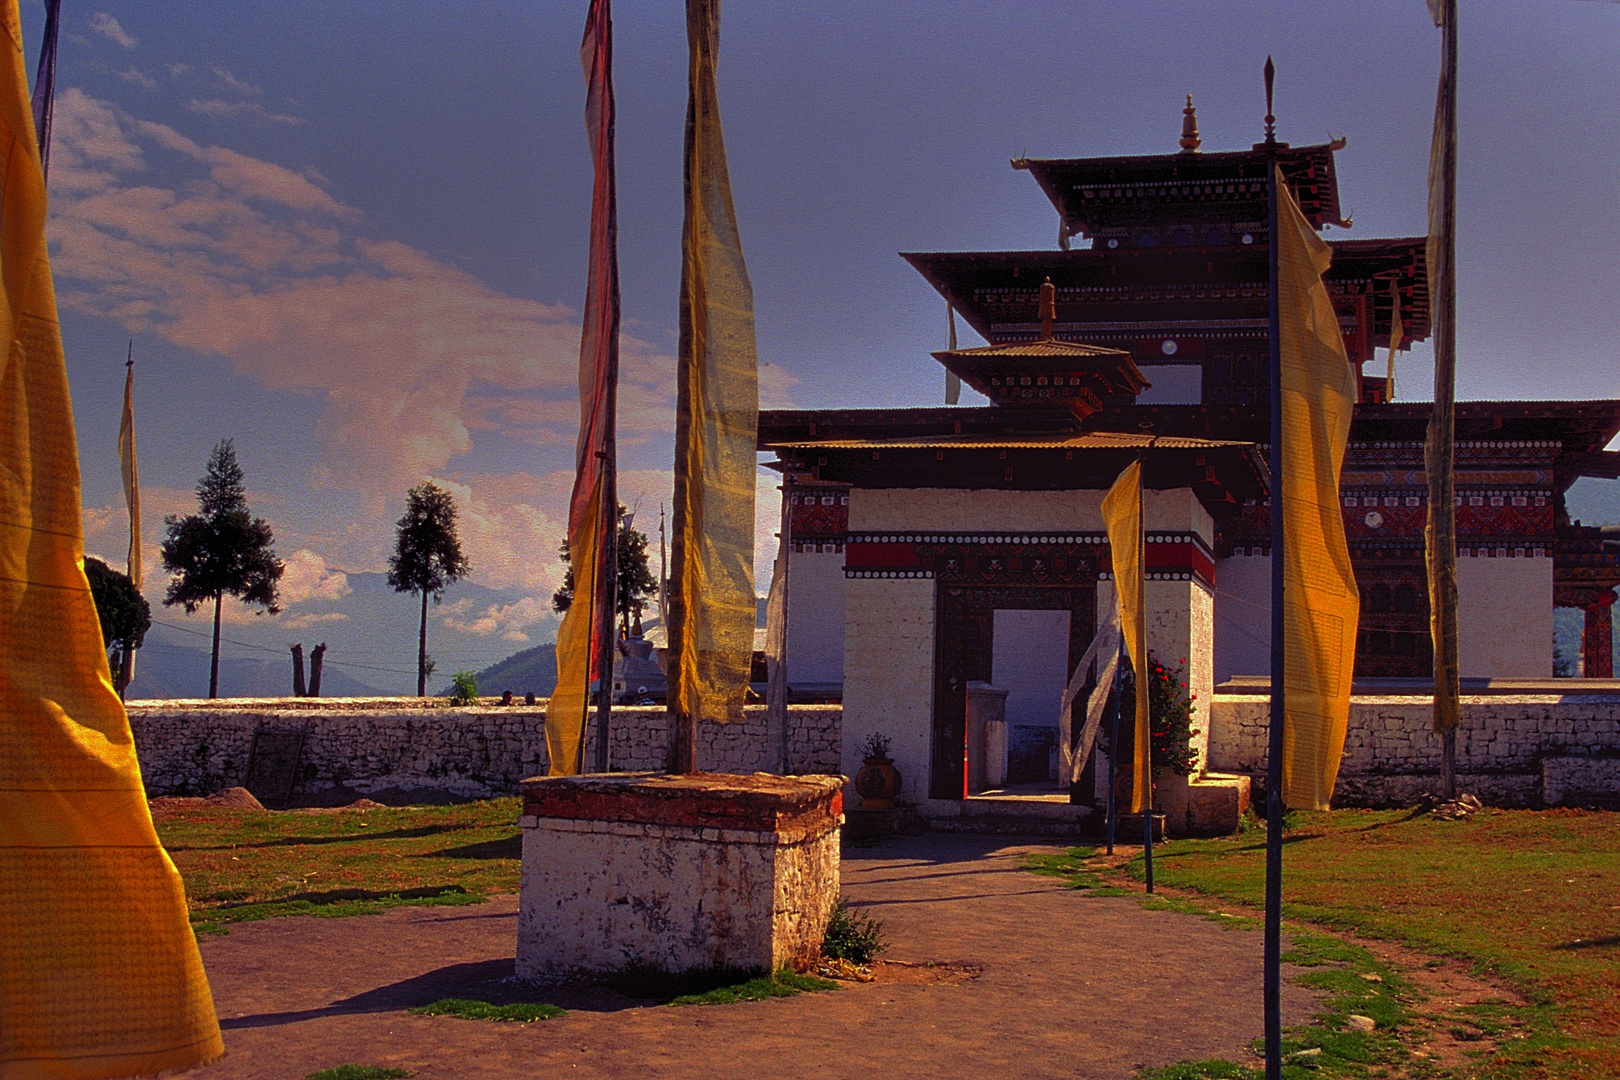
left=148, top=618, right=421, bottom=676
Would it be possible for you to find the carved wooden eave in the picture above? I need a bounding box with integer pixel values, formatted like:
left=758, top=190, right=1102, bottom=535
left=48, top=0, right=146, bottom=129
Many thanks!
left=929, top=338, right=1150, bottom=422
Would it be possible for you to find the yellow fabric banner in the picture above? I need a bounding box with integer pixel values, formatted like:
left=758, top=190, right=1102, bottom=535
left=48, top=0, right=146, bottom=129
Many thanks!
left=0, top=0, right=223, bottom=1071
left=1275, top=166, right=1361, bottom=811
left=668, top=0, right=759, bottom=725
left=1102, top=460, right=1152, bottom=813
left=546, top=486, right=602, bottom=777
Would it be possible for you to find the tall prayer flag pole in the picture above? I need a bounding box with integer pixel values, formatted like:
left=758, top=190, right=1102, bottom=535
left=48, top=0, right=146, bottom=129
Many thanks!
left=1386, top=279, right=1403, bottom=402
left=545, top=0, right=620, bottom=777
left=1425, top=0, right=1461, bottom=799
left=0, top=0, right=223, bottom=1065
left=1262, top=56, right=1286, bottom=1080
left=117, top=341, right=141, bottom=696
left=945, top=300, right=961, bottom=405
left=1101, top=457, right=1152, bottom=888
left=29, top=0, right=58, bottom=179
left=763, top=475, right=792, bottom=773
left=667, top=0, right=761, bottom=773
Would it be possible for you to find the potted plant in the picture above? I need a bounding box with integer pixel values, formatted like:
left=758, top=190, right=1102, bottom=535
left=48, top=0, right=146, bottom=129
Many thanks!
left=853, top=732, right=900, bottom=809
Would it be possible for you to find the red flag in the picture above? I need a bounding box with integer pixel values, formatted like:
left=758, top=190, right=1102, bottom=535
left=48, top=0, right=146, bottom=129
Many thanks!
left=546, top=0, right=619, bottom=775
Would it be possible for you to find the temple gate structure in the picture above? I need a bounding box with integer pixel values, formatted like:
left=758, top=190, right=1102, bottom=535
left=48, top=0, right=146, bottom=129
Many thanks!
left=758, top=106, right=1620, bottom=826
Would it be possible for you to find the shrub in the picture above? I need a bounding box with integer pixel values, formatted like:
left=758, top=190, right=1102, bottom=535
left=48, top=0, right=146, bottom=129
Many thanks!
left=821, top=896, right=886, bottom=964
left=1117, top=653, right=1201, bottom=776
left=449, top=670, right=478, bottom=706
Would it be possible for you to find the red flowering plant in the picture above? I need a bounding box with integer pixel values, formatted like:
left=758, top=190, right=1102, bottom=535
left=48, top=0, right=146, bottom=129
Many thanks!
left=1117, top=652, right=1201, bottom=776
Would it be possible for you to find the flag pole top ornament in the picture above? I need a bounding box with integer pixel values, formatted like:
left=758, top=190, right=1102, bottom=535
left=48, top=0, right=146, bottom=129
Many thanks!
left=1039, top=277, right=1057, bottom=341
left=1179, top=94, right=1201, bottom=154
left=1263, top=56, right=1276, bottom=146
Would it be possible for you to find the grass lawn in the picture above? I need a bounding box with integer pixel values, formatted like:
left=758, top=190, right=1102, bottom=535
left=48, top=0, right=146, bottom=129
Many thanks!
left=1106, top=807, right=1620, bottom=1079
left=153, top=797, right=524, bottom=932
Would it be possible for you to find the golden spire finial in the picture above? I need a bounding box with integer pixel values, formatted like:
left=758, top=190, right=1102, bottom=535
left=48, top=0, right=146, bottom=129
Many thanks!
left=1179, top=93, right=1201, bottom=154
left=1039, top=277, right=1056, bottom=341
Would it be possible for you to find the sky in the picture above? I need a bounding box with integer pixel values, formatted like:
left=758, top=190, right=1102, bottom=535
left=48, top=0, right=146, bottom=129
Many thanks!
left=37, top=0, right=1620, bottom=686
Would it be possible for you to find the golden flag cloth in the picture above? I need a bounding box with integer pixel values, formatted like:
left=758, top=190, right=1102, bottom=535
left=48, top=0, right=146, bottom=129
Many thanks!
left=668, top=0, right=759, bottom=724
left=1275, top=166, right=1361, bottom=811
left=0, top=0, right=223, bottom=1071
left=545, top=0, right=620, bottom=776
left=1101, top=460, right=1152, bottom=813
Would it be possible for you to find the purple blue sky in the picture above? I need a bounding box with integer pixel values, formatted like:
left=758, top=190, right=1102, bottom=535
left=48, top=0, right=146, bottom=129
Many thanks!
left=40, top=1, right=1620, bottom=686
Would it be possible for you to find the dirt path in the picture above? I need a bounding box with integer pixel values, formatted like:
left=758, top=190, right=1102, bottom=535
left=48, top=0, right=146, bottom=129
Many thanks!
left=193, top=834, right=1320, bottom=1080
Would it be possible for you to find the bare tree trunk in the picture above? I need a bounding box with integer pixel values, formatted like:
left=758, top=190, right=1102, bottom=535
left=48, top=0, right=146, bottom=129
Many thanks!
left=290, top=643, right=306, bottom=697
left=1440, top=727, right=1457, bottom=800
left=116, top=644, right=133, bottom=700
left=209, top=591, right=223, bottom=699
left=309, top=643, right=326, bottom=697
left=417, top=589, right=429, bottom=697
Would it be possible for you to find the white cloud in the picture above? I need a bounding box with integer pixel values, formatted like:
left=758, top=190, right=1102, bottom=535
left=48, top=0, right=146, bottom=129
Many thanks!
left=167, top=63, right=191, bottom=80
left=441, top=596, right=556, bottom=643
left=210, top=66, right=261, bottom=96
left=277, top=549, right=352, bottom=606
left=282, top=611, right=349, bottom=629
left=118, top=68, right=157, bottom=91
left=89, top=13, right=136, bottom=49
left=188, top=99, right=305, bottom=127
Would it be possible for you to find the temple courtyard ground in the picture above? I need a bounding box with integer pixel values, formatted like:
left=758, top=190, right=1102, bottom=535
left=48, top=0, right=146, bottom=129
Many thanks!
left=153, top=800, right=1620, bottom=1080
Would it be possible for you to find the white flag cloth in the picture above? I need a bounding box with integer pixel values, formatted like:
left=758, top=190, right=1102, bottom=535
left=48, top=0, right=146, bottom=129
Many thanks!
left=1057, top=603, right=1122, bottom=785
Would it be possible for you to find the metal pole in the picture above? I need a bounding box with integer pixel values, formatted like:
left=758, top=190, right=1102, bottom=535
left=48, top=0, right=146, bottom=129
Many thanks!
left=1105, top=638, right=1122, bottom=856
left=1138, top=456, right=1154, bottom=893
left=1263, top=55, right=1286, bottom=1080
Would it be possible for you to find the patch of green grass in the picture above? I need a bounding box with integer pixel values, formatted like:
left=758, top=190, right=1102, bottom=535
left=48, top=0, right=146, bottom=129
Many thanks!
left=153, top=798, right=524, bottom=929
left=189, top=884, right=483, bottom=934
left=411, top=998, right=565, bottom=1022
left=1024, top=845, right=1129, bottom=895
left=821, top=896, right=887, bottom=963
left=1138, top=894, right=1261, bottom=931
left=667, top=968, right=838, bottom=1006
left=1103, top=808, right=1620, bottom=1079
left=305, top=1066, right=413, bottom=1080
left=1137, top=1061, right=1260, bottom=1080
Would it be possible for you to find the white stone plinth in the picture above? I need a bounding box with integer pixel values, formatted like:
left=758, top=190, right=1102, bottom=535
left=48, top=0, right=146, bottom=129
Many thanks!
left=516, top=772, right=843, bottom=979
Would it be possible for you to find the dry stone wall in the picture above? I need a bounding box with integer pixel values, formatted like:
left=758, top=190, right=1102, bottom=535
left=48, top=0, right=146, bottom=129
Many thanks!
left=128, top=699, right=842, bottom=803
left=1209, top=693, right=1620, bottom=808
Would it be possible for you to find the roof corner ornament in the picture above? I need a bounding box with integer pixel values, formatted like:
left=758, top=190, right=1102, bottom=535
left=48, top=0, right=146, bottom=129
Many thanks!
left=1039, top=277, right=1057, bottom=341
left=1010, top=154, right=1030, bottom=171
left=1179, top=93, right=1202, bottom=154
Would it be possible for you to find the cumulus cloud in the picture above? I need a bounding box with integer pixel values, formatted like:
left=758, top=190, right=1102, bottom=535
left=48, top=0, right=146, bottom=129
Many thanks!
left=282, top=611, right=348, bottom=629
left=277, top=549, right=352, bottom=606
left=90, top=13, right=136, bottom=48
left=441, top=596, right=556, bottom=643
left=187, top=99, right=306, bottom=126
left=47, top=88, right=676, bottom=524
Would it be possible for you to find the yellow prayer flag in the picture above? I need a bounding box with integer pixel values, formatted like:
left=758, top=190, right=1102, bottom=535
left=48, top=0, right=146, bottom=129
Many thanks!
left=668, top=0, right=759, bottom=725
left=0, top=0, right=223, bottom=1069
left=546, top=487, right=603, bottom=777
left=1275, top=166, right=1361, bottom=811
left=1102, top=460, right=1152, bottom=814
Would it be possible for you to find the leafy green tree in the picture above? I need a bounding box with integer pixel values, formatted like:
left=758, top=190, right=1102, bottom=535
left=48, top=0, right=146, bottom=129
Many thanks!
left=160, top=440, right=283, bottom=698
left=84, top=556, right=151, bottom=697
left=551, top=514, right=658, bottom=633
left=388, top=481, right=470, bottom=696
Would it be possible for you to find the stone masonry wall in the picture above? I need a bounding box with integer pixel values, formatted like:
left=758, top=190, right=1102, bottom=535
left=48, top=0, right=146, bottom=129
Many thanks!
left=128, top=700, right=842, bottom=802
left=1209, top=693, right=1620, bottom=808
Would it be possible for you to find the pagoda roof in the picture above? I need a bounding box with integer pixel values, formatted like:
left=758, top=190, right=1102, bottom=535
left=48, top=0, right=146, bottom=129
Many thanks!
left=902, top=238, right=1430, bottom=350
left=1013, top=141, right=1346, bottom=240
left=930, top=337, right=1151, bottom=420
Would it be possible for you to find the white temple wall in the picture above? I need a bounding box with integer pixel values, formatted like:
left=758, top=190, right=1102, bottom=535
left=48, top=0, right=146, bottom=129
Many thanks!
left=785, top=549, right=846, bottom=685
left=1101, top=576, right=1215, bottom=770
left=1214, top=554, right=1273, bottom=682
left=1457, top=554, right=1553, bottom=678
left=840, top=576, right=935, bottom=805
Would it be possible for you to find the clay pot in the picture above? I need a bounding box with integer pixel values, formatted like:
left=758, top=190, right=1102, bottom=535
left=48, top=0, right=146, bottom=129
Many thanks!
left=855, top=756, right=900, bottom=809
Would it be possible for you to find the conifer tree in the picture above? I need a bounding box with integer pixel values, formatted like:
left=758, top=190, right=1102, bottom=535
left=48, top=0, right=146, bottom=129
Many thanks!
left=159, top=439, right=283, bottom=697
left=388, top=481, right=470, bottom=696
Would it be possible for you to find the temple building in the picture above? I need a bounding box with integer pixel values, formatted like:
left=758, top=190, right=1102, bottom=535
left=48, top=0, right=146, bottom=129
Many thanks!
left=757, top=104, right=1620, bottom=822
